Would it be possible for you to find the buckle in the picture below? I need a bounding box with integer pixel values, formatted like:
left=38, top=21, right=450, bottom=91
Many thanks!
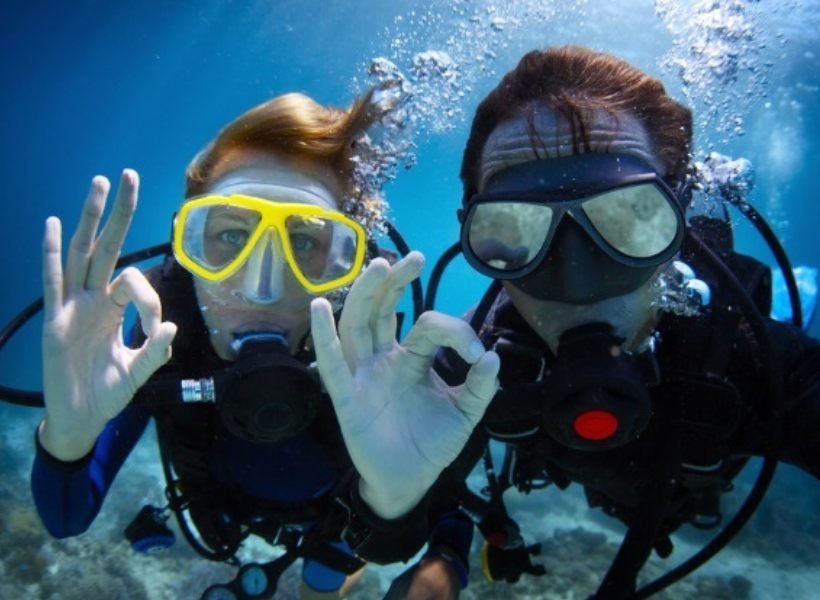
left=333, top=496, right=374, bottom=552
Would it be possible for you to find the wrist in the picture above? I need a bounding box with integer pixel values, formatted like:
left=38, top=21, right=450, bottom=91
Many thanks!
left=334, top=473, right=433, bottom=563
left=357, top=478, right=425, bottom=520
left=38, top=418, right=98, bottom=462
left=35, top=425, right=96, bottom=474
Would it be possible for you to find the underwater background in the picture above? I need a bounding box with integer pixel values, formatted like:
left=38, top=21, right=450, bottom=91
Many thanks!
left=1, top=0, right=819, bottom=598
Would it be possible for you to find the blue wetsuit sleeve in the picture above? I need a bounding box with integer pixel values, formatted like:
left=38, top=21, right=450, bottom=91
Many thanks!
left=421, top=509, right=474, bottom=589
left=425, top=510, right=474, bottom=565
left=31, top=404, right=151, bottom=538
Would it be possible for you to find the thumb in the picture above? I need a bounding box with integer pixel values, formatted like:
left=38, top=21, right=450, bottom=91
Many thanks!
left=131, top=321, right=177, bottom=388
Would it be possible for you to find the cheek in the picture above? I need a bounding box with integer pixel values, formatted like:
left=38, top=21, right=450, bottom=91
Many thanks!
left=190, top=281, right=235, bottom=359
left=280, top=269, right=316, bottom=305
left=194, top=280, right=235, bottom=324
left=503, top=282, right=558, bottom=348
left=193, top=280, right=236, bottom=343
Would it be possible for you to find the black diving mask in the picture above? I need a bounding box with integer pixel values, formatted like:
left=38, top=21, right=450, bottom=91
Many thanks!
left=460, top=153, right=685, bottom=303
left=137, top=332, right=322, bottom=443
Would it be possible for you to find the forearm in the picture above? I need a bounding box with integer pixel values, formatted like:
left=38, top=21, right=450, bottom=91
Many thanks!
left=32, top=432, right=103, bottom=537
left=30, top=406, right=150, bottom=537
left=767, top=321, right=820, bottom=479
left=38, top=414, right=101, bottom=462
left=783, top=379, right=820, bottom=479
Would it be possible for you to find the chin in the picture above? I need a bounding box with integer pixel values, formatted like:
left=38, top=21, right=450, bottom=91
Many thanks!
left=205, top=331, right=235, bottom=361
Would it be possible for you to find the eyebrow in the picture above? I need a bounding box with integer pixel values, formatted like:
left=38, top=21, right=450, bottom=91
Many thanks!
left=208, top=210, right=257, bottom=225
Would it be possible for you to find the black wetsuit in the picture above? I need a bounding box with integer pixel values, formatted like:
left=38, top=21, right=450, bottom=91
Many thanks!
left=433, top=255, right=820, bottom=595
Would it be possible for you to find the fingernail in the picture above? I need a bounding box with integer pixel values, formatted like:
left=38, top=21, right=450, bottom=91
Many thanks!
left=91, top=175, right=109, bottom=193
left=467, top=339, right=485, bottom=362
left=411, top=252, right=425, bottom=271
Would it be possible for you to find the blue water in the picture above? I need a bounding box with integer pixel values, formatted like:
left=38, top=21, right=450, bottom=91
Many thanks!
left=1, top=0, right=819, bottom=597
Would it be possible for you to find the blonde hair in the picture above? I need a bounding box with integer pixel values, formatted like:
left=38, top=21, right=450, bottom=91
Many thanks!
left=185, top=91, right=381, bottom=226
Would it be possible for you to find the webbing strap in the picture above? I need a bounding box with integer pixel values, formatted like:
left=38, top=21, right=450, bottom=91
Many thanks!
left=590, top=418, right=680, bottom=600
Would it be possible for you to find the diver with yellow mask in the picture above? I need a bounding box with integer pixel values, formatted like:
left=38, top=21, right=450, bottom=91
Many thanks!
left=18, top=91, right=500, bottom=600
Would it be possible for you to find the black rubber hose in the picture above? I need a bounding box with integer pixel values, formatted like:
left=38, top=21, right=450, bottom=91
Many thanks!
left=633, top=229, right=783, bottom=599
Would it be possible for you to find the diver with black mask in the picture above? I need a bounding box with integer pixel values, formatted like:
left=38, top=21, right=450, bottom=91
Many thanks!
left=21, top=90, right=501, bottom=600
left=459, top=151, right=686, bottom=452
left=420, top=46, right=820, bottom=599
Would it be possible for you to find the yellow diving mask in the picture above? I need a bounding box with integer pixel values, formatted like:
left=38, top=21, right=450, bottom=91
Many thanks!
left=173, top=194, right=367, bottom=294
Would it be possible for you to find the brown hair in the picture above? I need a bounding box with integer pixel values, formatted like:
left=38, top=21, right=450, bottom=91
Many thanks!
left=461, top=46, right=693, bottom=197
left=185, top=91, right=379, bottom=217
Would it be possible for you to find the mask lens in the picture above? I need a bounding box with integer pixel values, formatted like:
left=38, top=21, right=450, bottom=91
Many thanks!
left=468, top=202, right=555, bottom=272
left=181, top=204, right=261, bottom=273
left=581, top=183, right=680, bottom=258
left=285, top=215, right=361, bottom=286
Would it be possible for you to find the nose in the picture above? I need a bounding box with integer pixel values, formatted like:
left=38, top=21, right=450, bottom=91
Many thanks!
left=511, top=216, right=658, bottom=303
left=541, top=217, right=603, bottom=301
left=241, top=229, right=285, bottom=304
left=522, top=217, right=609, bottom=303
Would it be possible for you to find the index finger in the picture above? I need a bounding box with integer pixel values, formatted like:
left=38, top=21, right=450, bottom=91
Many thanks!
left=401, top=311, right=488, bottom=368
left=456, top=350, right=500, bottom=424
left=371, top=251, right=425, bottom=350
left=337, top=258, right=390, bottom=366
left=85, top=169, right=139, bottom=289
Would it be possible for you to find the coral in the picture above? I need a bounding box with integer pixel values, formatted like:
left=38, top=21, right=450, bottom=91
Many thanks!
left=167, top=560, right=237, bottom=600
left=8, top=505, right=47, bottom=543
left=686, top=574, right=754, bottom=600
left=727, top=575, right=753, bottom=599
left=39, top=554, right=149, bottom=600
left=0, top=506, right=49, bottom=584
left=4, top=548, right=50, bottom=585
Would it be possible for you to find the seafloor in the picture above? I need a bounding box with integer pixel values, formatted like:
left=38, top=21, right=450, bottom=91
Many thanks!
left=2, top=406, right=818, bottom=599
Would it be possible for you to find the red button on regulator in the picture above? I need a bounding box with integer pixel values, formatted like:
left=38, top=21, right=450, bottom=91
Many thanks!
left=574, top=410, right=618, bottom=441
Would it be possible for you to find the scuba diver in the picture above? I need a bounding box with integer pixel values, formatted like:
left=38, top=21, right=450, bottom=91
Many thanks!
left=18, top=91, right=501, bottom=600
left=316, top=45, right=820, bottom=599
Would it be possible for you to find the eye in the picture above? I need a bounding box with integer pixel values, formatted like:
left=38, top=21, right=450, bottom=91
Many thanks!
left=219, top=229, right=249, bottom=246
left=291, top=234, right=316, bottom=253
